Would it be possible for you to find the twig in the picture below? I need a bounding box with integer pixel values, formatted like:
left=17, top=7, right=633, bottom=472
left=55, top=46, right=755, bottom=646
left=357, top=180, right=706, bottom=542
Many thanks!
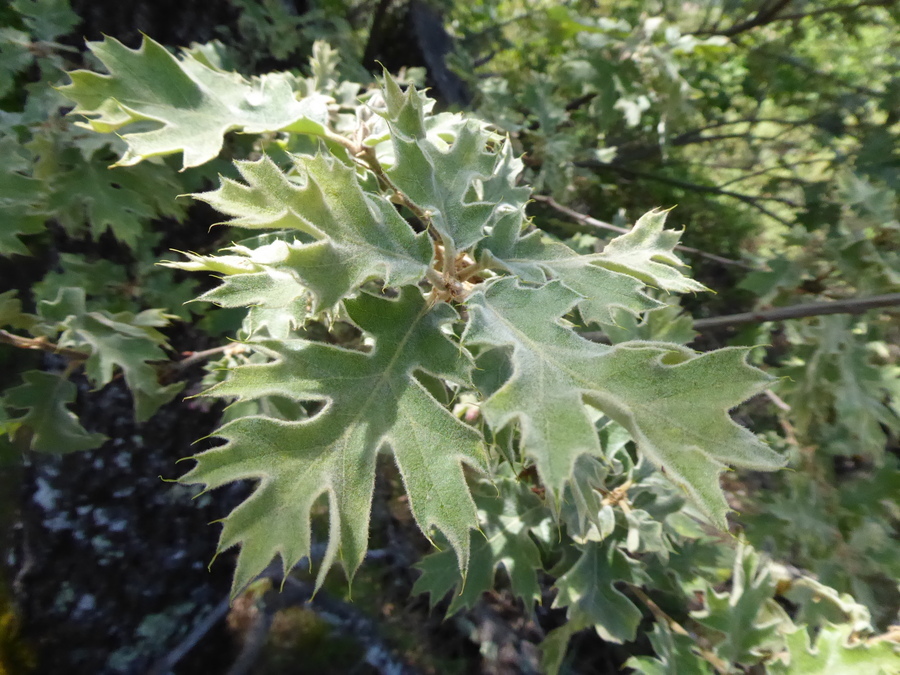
left=532, top=195, right=758, bottom=270
left=578, top=293, right=900, bottom=342
left=691, top=293, right=900, bottom=330
left=172, top=343, right=249, bottom=372
left=627, top=584, right=731, bottom=675
left=146, top=598, right=231, bottom=675
left=0, top=329, right=89, bottom=361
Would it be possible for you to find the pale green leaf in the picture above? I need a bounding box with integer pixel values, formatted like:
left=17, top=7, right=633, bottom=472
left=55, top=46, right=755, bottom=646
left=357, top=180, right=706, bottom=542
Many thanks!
left=193, top=153, right=432, bottom=310
left=60, top=35, right=331, bottom=168
left=181, top=289, right=487, bottom=596
left=382, top=72, right=530, bottom=251
left=480, top=207, right=705, bottom=326
left=773, top=624, right=900, bottom=675
left=3, top=371, right=106, bottom=453
left=463, top=278, right=784, bottom=526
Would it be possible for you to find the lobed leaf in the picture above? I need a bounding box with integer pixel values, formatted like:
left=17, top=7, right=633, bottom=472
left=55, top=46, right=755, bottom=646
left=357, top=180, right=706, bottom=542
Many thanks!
left=463, top=278, right=784, bottom=527
left=193, top=153, right=432, bottom=311
left=381, top=73, right=530, bottom=251
left=181, top=289, right=487, bottom=596
left=60, top=35, right=330, bottom=168
left=3, top=371, right=106, bottom=453
left=413, top=477, right=548, bottom=613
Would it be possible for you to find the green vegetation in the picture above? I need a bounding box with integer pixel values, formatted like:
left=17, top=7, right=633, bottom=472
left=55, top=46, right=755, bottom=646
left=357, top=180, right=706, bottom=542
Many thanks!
left=1, top=1, right=898, bottom=672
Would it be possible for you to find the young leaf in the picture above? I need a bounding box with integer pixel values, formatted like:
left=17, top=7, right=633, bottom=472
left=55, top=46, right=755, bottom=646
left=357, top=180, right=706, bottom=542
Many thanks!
left=180, top=289, right=487, bottom=596
left=193, top=153, right=432, bottom=310
left=60, top=35, right=330, bottom=168
left=463, top=278, right=784, bottom=526
left=413, top=477, right=548, bottom=613
left=3, top=370, right=106, bottom=453
left=479, top=207, right=705, bottom=326
left=381, top=73, right=530, bottom=251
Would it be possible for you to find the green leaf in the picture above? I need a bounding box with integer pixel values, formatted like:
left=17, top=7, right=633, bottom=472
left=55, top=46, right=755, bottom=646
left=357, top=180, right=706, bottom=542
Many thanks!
left=381, top=73, right=530, bottom=251
left=60, top=35, right=331, bottom=168
left=625, top=624, right=714, bottom=675
left=180, top=289, right=487, bottom=596
left=552, top=539, right=644, bottom=644
left=412, top=477, right=548, bottom=613
left=773, top=624, right=900, bottom=675
left=47, top=155, right=185, bottom=248
left=480, top=208, right=705, bottom=327
left=0, top=290, right=36, bottom=331
left=193, top=153, right=432, bottom=310
left=692, top=544, right=783, bottom=665
left=463, top=278, right=783, bottom=526
left=3, top=371, right=106, bottom=453
left=45, top=289, right=183, bottom=421
left=11, top=0, right=79, bottom=42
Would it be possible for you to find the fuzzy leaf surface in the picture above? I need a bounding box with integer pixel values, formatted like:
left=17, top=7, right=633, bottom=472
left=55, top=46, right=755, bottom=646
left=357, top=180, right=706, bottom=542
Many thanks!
left=463, top=278, right=784, bottom=526
left=60, top=35, right=330, bottom=168
left=413, top=477, right=548, bottom=613
left=382, top=73, right=530, bottom=251
left=181, top=289, right=486, bottom=596
left=480, top=208, right=704, bottom=326
left=194, top=153, right=431, bottom=310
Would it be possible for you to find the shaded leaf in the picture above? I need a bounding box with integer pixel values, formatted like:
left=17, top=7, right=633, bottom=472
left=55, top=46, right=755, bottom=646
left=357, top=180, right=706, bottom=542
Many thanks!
left=3, top=371, right=106, bottom=453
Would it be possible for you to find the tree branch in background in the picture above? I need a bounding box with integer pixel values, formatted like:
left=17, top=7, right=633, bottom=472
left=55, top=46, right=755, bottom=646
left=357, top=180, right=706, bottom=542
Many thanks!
left=691, top=293, right=900, bottom=330
left=576, top=160, right=795, bottom=225
left=532, top=195, right=758, bottom=270
left=698, top=0, right=895, bottom=37
left=579, top=293, right=900, bottom=343
left=694, top=0, right=794, bottom=37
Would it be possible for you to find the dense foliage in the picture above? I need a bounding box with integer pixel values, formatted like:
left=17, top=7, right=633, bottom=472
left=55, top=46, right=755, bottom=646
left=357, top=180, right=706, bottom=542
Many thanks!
left=1, top=1, right=898, bottom=673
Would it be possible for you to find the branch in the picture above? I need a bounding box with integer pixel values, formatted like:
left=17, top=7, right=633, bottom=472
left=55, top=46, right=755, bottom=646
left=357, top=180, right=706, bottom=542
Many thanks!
left=0, top=329, right=89, bottom=361
left=578, top=293, right=900, bottom=342
left=532, top=195, right=757, bottom=270
left=701, top=0, right=895, bottom=36
left=575, top=160, right=795, bottom=225
left=691, top=293, right=900, bottom=330
left=695, top=0, right=794, bottom=37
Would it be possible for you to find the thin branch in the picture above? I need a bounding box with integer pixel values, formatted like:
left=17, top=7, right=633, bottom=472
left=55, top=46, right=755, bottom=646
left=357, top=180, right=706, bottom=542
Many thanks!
left=578, top=293, right=900, bottom=342
left=0, top=329, right=89, bottom=361
left=577, top=160, right=795, bottom=225
left=691, top=293, right=900, bottom=330
left=147, top=598, right=231, bottom=675
left=692, top=0, right=794, bottom=37
left=627, top=584, right=731, bottom=675
left=172, top=343, right=249, bottom=372
left=532, top=194, right=758, bottom=270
